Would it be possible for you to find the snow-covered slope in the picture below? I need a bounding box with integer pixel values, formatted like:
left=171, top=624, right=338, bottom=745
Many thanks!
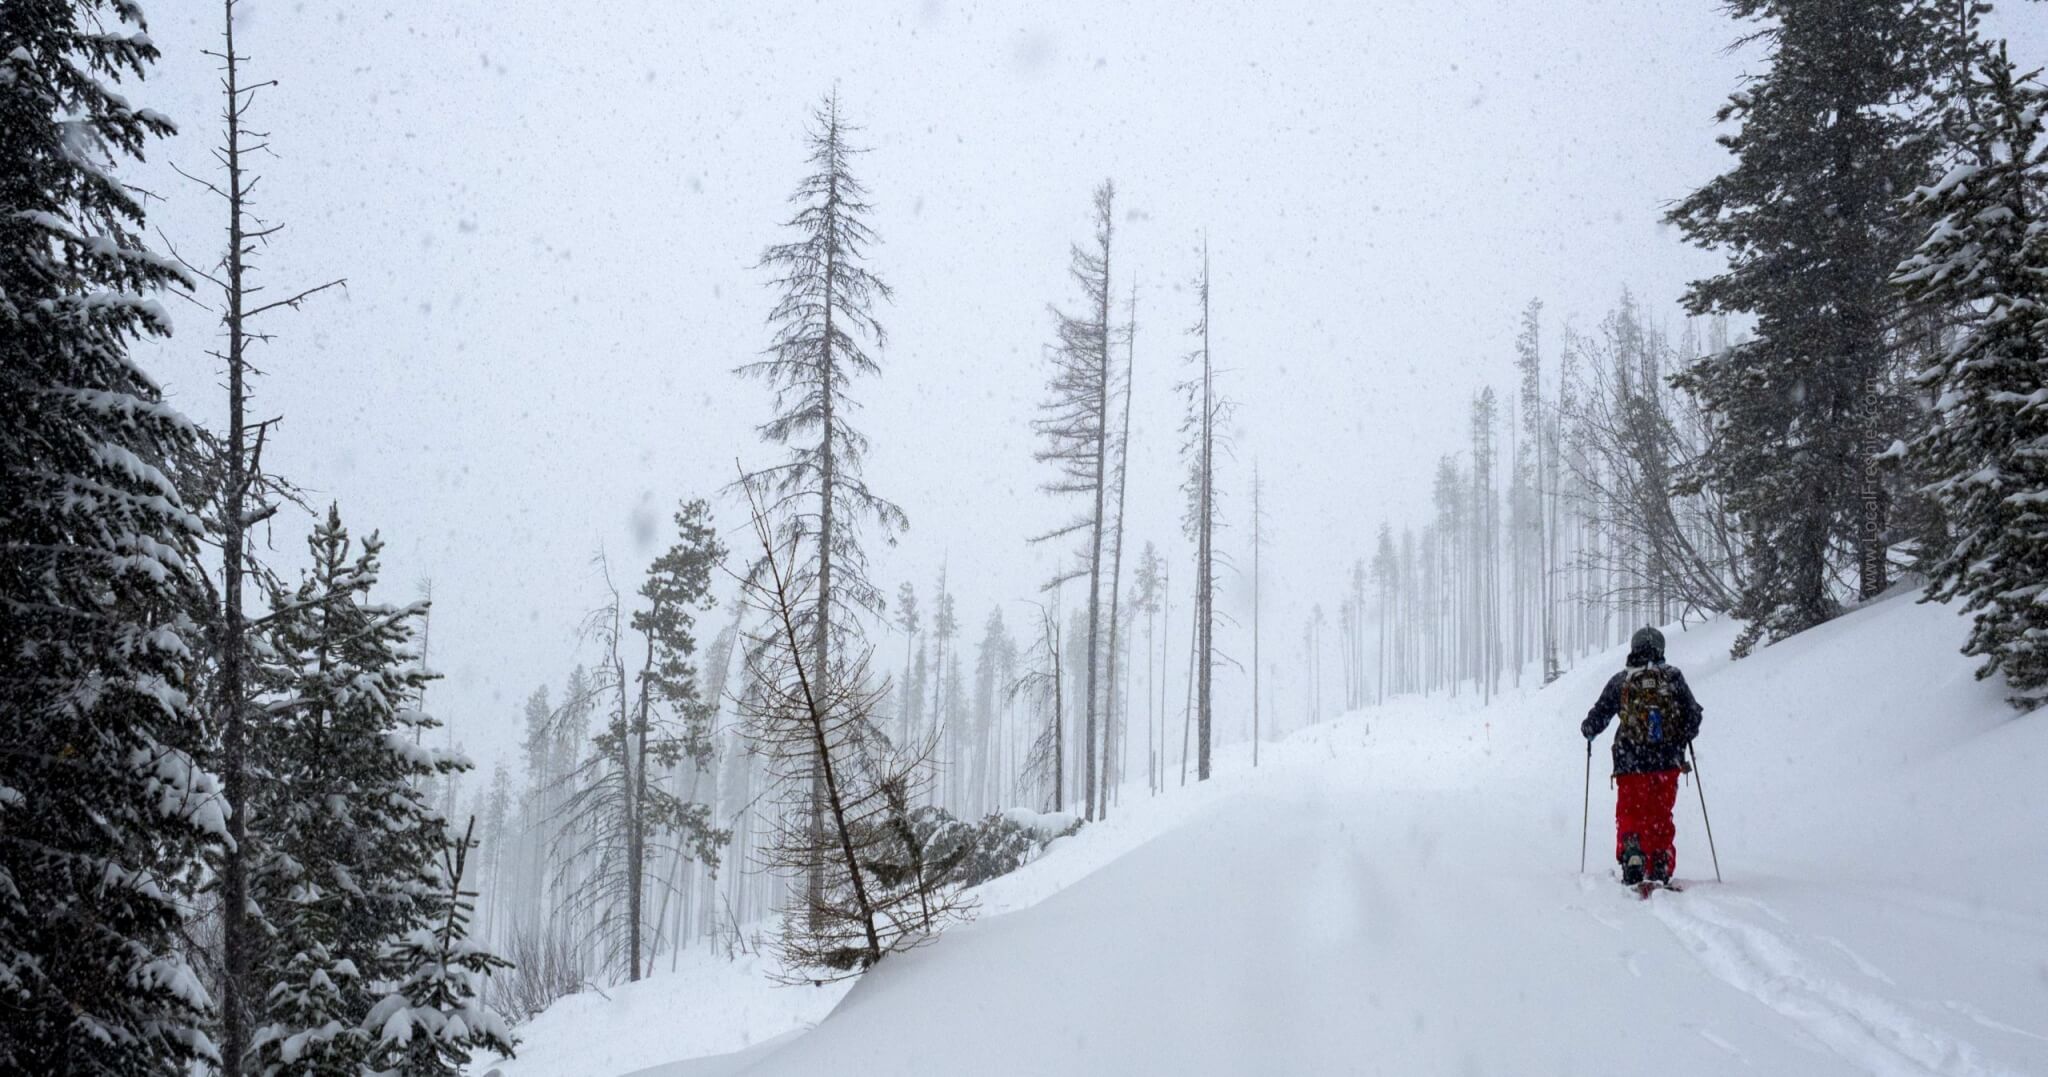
left=502, top=593, right=2048, bottom=1076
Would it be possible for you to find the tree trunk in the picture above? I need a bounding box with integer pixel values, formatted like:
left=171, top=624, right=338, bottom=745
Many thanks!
left=1195, top=250, right=1214, bottom=780
left=627, top=619, right=658, bottom=981
left=807, top=105, right=842, bottom=932
left=1082, top=288, right=1110, bottom=818
left=1100, top=286, right=1135, bottom=814
left=1252, top=468, right=1261, bottom=766
left=217, top=9, right=252, bottom=1066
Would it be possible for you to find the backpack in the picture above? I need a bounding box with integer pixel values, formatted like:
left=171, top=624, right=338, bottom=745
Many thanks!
left=1618, top=664, right=1676, bottom=745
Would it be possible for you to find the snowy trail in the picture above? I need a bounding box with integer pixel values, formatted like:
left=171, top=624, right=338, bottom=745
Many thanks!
left=500, top=596, right=2048, bottom=1077
left=1649, top=891, right=2022, bottom=1077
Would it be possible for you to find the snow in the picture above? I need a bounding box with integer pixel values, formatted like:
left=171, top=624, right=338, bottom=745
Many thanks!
left=133, top=743, right=229, bottom=840
left=478, top=951, right=848, bottom=1077
left=1931, top=162, right=1986, bottom=197
left=505, top=592, right=2048, bottom=1076
left=996, top=807, right=1080, bottom=841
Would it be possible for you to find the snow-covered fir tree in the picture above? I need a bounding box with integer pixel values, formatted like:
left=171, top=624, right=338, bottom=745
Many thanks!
left=366, top=820, right=514, bottom=1075
left=247, top=505, right=486, bottom=1073
left=1666, top=0, right=1952, bottom=652
left=0, top=2, right=224, bottom=1070
left=1896, top=38, right=2048, bottom=709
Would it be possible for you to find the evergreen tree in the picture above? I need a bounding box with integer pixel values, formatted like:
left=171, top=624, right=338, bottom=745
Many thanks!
left=478, top=759, right=513, bottom=940
left=908, top=643, right=930, bottom=746
left=893, top=581, right=919, bottom=741
left=513, top=682, right=567, bottom=939
left=622, top=500, right=730, bottom=975
left=1130, top=544, right=1164, bottom=793
left=248, top=506, right=473, bottom=1074
left=1667, top=0, right=1949, bottom=652
left=941, top=649, right=968, bottom=808
left=1372, top=524, right=1399, bottom=704
left=556, top=510, right=729, bottom=983
left=1896, top=39, right=2048, bottom=708
left=971, top=607, right=1013, bottom=816
left=366, top=820, right=514, bottom=1075
left=929, top=563, right=958, bottom=800
left=0, top=2, right=225, bottom=1070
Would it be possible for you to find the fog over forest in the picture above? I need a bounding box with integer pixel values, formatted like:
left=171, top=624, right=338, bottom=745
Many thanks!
left=129, top=0, right=1937, bottom=768
left=9, top=1, right=2048, bottom=1074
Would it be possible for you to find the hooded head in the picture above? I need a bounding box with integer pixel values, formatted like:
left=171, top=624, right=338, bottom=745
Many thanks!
left=1627, top=625, right=1666, bottom=667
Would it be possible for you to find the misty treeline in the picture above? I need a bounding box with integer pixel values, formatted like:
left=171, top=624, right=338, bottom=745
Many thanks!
left=7, top=0, right=2048, bottom=1071
left=1329, top=294, right=1740, bottom=710
left=461, top=106, right=1247, bottom=998
left=1323, top=1, right=2048, bottom=714
left=460, top=91, right=1091, bottom=1009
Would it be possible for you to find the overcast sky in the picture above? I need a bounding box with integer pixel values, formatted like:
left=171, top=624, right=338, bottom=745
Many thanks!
left=128, top=1, right=2048, bottom=782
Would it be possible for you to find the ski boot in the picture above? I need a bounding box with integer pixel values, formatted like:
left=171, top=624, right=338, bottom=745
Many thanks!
left=1619, top=833, right=1645, bottom=887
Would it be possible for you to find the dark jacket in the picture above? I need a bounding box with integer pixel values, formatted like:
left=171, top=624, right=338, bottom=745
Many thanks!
left=1580, top=662, right=1703, bottom=775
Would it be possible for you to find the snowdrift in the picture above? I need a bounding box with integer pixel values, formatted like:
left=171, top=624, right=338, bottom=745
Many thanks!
left=499, top=593, right=2048, bottom=1076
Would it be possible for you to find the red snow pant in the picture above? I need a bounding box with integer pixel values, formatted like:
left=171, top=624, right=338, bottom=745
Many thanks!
left=1614, top=769, right=1680, bottom=871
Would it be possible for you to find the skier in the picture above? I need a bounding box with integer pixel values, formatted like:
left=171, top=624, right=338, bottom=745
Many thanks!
left=1580, top=626, right=1703, bottom=888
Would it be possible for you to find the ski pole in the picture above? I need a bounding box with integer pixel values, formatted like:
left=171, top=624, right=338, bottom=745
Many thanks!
left=1690, top=742, right=1722, bottom=883
left=1579, top=738, right=1592, bottom=874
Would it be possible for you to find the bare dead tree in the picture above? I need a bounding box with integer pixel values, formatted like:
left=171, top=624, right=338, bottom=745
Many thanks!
left=1099, top=282, right=1137, bottom=814
left=1251, top=463, right=1267, bottom=765
left=1011, top=602, right=1067, bottom=813
left=1558, top=304, right=1745, bottom=622
left=735, top=91, right=906, bottom=926
left=1179, top=239, right=1236, bottom=780
left=1032, top=180, right=1117, bottom=820
left=162, top=4, right=344, bottom=1068
left=732, top=481, right=969, bottom=981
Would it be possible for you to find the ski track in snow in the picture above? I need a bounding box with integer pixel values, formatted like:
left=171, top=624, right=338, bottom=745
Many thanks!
left=1694, top=1024, right=1751, bottom=1064
left=1651, top=892, right=2021, bottom=1077
left=1939, top=1001, right=2048, bottom=1046
left=1819, top=934, right=1897, bottom=986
